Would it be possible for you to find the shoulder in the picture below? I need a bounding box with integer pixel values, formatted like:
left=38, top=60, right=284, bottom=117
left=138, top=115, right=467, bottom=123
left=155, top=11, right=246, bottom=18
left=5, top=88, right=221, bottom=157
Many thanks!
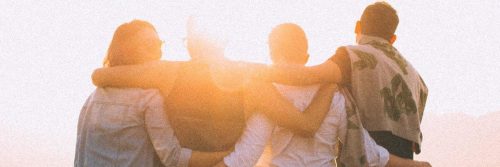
left=336, top=46, right=349, bottom=55
left=329, top=46, right=349, bottom=61
left=329, top=47, right=352, bottom=70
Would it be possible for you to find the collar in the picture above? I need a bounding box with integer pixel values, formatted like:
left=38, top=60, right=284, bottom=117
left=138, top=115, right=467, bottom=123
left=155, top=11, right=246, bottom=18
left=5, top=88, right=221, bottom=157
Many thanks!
left=356, top=34, right=390, bottom=45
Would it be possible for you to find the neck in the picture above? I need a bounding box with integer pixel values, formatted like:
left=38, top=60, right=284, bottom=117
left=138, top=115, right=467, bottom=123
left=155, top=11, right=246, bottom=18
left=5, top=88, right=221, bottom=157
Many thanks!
left=356, top=34, right=390, bottom=45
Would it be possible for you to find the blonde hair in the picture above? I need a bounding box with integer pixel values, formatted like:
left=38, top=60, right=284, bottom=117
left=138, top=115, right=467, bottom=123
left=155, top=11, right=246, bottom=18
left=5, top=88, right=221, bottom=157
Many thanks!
left=103, top=20, right=162, bottom=67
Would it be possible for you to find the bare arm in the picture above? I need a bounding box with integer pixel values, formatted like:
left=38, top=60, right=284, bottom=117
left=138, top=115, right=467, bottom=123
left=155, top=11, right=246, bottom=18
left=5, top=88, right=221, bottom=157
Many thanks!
left=91, top=61, right=180, bottom=94
left=245, top=60, right=342, bottom=85
left=245, top=82, right=337, bottom=137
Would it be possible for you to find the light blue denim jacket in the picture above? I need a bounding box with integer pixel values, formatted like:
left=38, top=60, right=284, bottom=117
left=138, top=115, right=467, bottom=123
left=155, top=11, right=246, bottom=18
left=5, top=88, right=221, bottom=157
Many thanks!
left=74, top=88, right=191, bottom=167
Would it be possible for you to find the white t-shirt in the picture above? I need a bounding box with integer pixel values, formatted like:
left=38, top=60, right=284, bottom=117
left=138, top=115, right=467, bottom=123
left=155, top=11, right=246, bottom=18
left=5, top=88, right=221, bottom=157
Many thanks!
left=223, top=84, right=389, bottom=167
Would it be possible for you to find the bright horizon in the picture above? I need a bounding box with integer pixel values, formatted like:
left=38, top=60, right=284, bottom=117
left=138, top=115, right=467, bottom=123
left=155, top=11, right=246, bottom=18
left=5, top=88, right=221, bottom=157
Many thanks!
left=1, top=0, right=500, bottom=166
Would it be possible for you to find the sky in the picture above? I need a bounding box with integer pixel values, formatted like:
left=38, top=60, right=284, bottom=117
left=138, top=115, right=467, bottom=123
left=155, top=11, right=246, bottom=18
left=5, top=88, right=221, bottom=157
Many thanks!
left=1, top=0, right=499, bottom=166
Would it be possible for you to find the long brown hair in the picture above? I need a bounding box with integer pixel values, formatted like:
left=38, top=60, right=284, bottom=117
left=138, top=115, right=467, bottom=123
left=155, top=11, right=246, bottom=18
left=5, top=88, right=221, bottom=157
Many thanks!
left=103, top=20, right=162, bottom=67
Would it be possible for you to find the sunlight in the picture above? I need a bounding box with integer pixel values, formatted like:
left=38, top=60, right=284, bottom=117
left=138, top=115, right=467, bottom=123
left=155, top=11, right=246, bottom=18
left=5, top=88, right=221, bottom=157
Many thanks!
left=3, top=0, right=500, bottom=166
left=186, top=14, right=273, bottom=64
left=158, top=13, right=273, bottom=64
left=155, top=1, right=289, bottom=64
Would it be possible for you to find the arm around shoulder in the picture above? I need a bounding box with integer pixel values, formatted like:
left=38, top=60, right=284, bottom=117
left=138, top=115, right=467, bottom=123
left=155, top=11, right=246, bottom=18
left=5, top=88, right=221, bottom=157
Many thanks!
left=244, top=60, right=342, bottom=86
left=245, top=82, right=337, bottom=137
left=91, top=61, right=180, bottom=93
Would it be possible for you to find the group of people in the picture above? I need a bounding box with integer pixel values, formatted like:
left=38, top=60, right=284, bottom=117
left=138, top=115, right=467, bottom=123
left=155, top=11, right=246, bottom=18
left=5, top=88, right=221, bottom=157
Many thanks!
left=75, top=2, right=430, bottom=167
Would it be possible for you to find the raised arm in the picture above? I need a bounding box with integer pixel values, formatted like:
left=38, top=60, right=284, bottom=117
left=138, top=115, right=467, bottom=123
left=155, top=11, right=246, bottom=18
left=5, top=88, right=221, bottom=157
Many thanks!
left=92, top=61, right=180, bottom=94
left=244, top=60, right=342, bottom=86
left=245, top=82, right=337, bottom=137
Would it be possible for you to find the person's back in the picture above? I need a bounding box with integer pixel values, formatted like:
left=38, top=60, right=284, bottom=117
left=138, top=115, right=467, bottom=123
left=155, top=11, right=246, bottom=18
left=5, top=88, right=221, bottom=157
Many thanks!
left=75, top=20, right=187, bottom=167
left=266, top=23, right=336, bottom=166
left=163, top=20, right=248, bottom=152
left=165, top=61, right=246, bottom=152
left=75, top=88, right=170, bottom=167
left=343, top=35, right=426, bottom=144
left=329, top=2, right=428, bottom=158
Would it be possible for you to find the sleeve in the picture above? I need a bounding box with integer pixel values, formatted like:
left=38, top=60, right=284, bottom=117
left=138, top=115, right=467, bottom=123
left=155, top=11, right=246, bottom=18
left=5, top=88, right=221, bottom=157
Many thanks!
left=177, top=148, right=193, bottom=167
left=75, top=94, right=93, bottom=166
left=362, top=130, right=390, bottom=167
left=223, top=113, right=274, bottom=167
left=144, top=93, right=192, bottom=167
left=418, top=75, right=428, bottom=119
left=329, top=46, right=352, bottom=86
left=76, top=94, right=93, bottom=137
left=337, top=95, right=348, bottom=144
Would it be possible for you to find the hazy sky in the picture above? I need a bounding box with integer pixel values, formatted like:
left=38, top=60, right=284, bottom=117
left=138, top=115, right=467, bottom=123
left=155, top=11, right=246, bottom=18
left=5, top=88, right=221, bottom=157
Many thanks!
left=1, top=0, right=499, bottom=166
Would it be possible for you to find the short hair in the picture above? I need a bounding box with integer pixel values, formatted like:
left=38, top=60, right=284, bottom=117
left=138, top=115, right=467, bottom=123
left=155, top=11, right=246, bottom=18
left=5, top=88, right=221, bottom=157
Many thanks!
left=104, top=20, right=162, bottom=67
left=268, top=23, right=308, bottom=65
left=360, top=2, right=399, bottom=40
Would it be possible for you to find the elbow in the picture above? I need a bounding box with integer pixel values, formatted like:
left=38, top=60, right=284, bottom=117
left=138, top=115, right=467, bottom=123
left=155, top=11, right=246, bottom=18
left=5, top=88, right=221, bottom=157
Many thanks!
left=303, top=132, right=316, bottom=138
left=91, top=69, right=105, bottom=87
left=297, top=130, right=316, bottom=138
left=296, top=124, right=318, bottom=137
left=91, top=70, right=100, bottom=87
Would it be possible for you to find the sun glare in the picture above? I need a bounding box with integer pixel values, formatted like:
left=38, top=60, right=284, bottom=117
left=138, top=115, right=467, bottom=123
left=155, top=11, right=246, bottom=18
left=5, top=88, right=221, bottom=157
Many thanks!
left=188, top=14, right=273, bottom=64
left=159, top=13, right=273, bottom=64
